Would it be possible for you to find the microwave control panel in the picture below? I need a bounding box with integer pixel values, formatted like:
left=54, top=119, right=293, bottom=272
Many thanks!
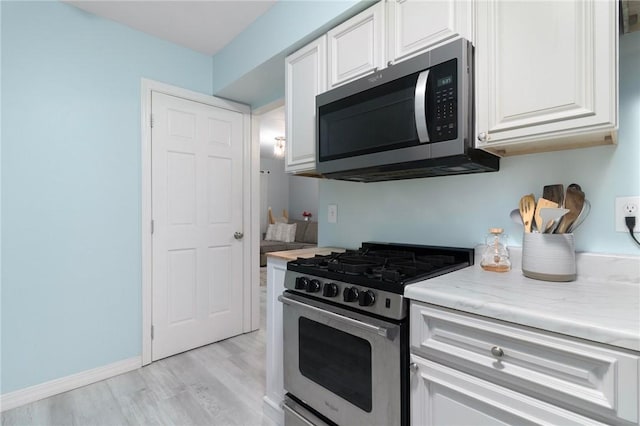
left=429, top=59, right=458, bottom=142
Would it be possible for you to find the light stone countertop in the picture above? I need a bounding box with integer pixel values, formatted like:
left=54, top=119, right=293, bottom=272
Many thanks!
left=266, top=246, right=346, bottom=262
left=405, top=247, right=640, bottom=352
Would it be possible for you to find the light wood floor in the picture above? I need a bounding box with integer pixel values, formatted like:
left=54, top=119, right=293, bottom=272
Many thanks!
left=2, top=282, right=275, bottom=426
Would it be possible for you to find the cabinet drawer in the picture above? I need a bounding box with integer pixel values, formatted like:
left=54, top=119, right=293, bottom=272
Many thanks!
left=411, top=302, right=639, bottom=424
left=410, top=355, right=607, bottom=426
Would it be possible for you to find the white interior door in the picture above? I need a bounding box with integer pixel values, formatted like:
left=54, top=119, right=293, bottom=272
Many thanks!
left=151, top=91, right=244, bottom=361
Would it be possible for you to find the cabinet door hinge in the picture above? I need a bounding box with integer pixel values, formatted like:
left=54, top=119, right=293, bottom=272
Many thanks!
left=150, top=114, right=155, bottom=128
left=151, top=325, right=155, bottom=340
left=151, top=220, right=154, bottom=234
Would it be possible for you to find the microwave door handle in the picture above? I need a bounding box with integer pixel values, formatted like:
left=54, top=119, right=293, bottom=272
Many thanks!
left=278, top=295, right=389, bottom=338
left=414, top=69, right=430, bottom=143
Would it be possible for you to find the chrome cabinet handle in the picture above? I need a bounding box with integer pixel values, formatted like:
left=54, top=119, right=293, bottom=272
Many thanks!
left=233, top=232, right=244, bottom=240
left=409, top=362, right=418, bottom=373
left=478, top=132, right=487, bottom=142
left=387, top=60, right=394, bottom=67
left=414, top=70, right=430, bottom=143
left=491, top=346, right=504, bottom=358
left=278, top=295, right=389, bottom=338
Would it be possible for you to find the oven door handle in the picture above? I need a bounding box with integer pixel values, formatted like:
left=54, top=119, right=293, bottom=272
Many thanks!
left=278, top=295, right=389, bottom=338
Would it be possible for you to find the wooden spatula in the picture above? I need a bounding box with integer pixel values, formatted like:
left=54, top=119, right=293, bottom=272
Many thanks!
left=519, top=194, right=536, bottom=233
left=555, top=186, right=585, bottom=233
left=542, top=184, right=564, bottom=207
left=534, top=198, right=559, bottom=232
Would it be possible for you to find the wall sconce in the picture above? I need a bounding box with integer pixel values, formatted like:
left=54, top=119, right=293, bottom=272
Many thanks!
left=274, top=136, right=286, bottom=158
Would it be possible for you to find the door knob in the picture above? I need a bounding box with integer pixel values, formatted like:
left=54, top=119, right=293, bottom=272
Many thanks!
left=477, top=132, right=487, bottom=142
left=234, top=232, right=244, bottom=240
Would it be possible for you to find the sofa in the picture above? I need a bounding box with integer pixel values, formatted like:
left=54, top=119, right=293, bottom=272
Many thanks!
left=260, top=219, right=317, bottom=266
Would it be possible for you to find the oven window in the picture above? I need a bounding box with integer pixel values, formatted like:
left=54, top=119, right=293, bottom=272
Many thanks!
left=298, top=317, right=372, bottom=412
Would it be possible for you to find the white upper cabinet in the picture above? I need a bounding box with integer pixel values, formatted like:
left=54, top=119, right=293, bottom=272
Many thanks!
left=387, top=0, right=473, bottom=65
left=475, top=0, right=618, bottom=156
left=327, top=2, right=385, bottom=89
left=285, top=36, right=327, bottom=173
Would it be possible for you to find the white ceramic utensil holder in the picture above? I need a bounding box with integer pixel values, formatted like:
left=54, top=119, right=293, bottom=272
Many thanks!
left=522, top=233, right=576, bottom=282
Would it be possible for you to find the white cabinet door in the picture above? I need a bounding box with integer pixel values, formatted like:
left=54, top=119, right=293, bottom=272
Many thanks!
left=410, top=356, right=607, bottom=426
left=285, top=36, right=326, bottom=173
left=327, top=2, right=385, bottom=89
left=263, top=257, right=288, bottom=425
left=387, top=0, right=473, bottom=65
left=475, top=0, right=617, bottom=156
left=410, top=302, right=640, bottom=424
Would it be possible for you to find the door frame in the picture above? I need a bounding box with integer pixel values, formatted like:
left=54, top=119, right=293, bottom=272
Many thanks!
left=140, top=78, right=259, bottom=365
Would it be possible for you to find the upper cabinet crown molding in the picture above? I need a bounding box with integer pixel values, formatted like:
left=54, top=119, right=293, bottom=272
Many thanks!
left=475, top=0, right=618, bottom=156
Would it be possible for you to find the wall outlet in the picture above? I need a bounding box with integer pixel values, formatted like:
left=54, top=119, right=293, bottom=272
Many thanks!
left=328, top=204, right=338, bottom=224
left=615, top=196, right=640, bottom=232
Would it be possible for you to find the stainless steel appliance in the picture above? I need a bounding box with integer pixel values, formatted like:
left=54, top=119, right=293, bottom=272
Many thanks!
left=316, top=38, right=499, bottom=182
left=280, top=242, right=475, bottom=426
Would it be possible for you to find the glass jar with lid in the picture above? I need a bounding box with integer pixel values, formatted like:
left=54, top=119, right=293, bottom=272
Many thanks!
left=481, top=228, right=511, bottom=272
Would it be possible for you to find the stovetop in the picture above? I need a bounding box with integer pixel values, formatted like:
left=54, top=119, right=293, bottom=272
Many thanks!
left=284, top=242, right=473, bottom=320
left=287, top=242, right=474, bottom=294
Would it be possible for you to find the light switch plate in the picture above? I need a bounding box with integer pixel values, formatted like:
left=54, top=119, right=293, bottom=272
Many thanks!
left=328, top=204, right=338, bottom=224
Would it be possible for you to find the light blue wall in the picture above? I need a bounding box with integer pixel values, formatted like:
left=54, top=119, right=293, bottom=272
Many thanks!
left=1, top=1, right=213, bottom=393
left=318, top=31, right=640, bottom=255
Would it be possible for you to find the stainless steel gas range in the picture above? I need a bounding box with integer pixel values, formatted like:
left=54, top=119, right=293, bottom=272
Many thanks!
left=279, top=242, right=474, bottom=426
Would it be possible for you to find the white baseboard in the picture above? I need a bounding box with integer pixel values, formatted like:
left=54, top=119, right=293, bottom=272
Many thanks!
left=263, top=395, right=284, bottom=426
left=0, top=356, right=142, bottom=412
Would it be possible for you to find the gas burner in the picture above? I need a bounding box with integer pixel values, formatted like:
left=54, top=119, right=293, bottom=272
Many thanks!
left=327, top=256, right=382, bottom=274
left=295, top=251, right=345, bottom=268
left=287, top=242, right=474, bottom=295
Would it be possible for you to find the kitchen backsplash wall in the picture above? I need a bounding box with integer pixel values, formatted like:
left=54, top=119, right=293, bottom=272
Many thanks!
left=319, top=30, right=640, bottom=256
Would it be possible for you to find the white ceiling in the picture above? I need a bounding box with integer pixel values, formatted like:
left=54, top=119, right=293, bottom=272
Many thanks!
left=65, top=0, right=277, bottom=56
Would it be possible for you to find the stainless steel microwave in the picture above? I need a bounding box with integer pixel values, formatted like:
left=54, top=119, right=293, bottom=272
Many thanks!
left=316, top=38, right=499, bottom=182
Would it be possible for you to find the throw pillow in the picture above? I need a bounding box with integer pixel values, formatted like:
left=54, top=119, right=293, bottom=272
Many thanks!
left=265, top=224, right=278, bottom=241
left=276, top=223, right=297, bottom=243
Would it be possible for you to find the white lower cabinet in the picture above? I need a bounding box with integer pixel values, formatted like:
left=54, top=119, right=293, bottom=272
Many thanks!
left=410, top=356, right=606, bottom=426
left=410, top=302, right=640, bottom=426
left=263, top=257, right=287, bottom=425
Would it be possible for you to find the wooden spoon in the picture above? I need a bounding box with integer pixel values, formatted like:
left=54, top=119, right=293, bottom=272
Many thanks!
left=555, top=186, right=585, bottom=233
left=543, top=184, right=564, bottom=207
left=519, top=194, right=536, bottom=233
left=534, top=198, right=559, bottom=232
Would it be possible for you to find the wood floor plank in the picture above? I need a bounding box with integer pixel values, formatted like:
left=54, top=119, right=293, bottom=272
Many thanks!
left=2, top=287, right=274, bottom=426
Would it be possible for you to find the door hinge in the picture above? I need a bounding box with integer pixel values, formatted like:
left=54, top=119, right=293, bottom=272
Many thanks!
left=151, top=220, right=154, bottom=234
left=150, top=114, right=154, bottom=128
left=151, top=325, right=155, bottom=340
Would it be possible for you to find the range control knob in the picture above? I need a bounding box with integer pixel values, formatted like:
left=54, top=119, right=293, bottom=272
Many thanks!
left=322, top=283, right=339, bottom=298
left=358, top=290, right=376, bottom=307
left=295, top=277, right=309, bottom=291
left=306, top=279, right=321, bottom=293
left=343, top=286, right=359, bottom=303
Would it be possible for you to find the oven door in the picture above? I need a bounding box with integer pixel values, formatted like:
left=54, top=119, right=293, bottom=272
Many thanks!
left=280, top=291, right=402, bottom=426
